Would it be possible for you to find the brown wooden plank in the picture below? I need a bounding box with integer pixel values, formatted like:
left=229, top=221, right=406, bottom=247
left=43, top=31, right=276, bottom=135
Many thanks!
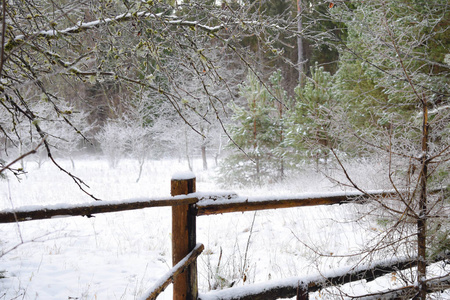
left=195, top=190, right=422, bottom=216
left=143, top=243, right=204, bottom=300
left=198, top=258, right=418, bottom=300
left=197, top=194, right=358, bottom=216
left=0, top=197, right=198, bottom=224
left=171, top=176, right=197, bottom=300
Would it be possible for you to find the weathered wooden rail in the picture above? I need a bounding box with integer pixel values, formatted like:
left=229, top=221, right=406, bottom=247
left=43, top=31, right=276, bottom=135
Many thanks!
left=0, top=196, right=197, bottom=223
left=0, top=175, right=446, bottom=299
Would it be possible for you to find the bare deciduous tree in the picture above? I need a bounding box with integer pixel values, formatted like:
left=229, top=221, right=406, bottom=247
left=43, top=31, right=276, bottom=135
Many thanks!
left=0, top=0, right=292, bottom=198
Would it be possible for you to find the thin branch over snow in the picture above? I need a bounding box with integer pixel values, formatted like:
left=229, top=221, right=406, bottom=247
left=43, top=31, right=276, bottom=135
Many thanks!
left=0, top=139, right=44, bottom=174
left=349, top=273, right=450, bottom=300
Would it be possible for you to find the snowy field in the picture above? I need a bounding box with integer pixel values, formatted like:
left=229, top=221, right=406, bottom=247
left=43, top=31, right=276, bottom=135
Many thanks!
left=0, top=157, right=448, bottom=299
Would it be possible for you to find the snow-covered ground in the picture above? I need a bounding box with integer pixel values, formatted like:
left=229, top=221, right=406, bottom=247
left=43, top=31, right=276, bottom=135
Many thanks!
left=0, top=157, right=448, bottom=299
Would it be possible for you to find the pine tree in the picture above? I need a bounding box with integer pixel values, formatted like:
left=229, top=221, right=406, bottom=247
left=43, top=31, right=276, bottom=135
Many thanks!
left=284, top=63, right=335, bottom=165
left=218, top=70, right=285, bottom=187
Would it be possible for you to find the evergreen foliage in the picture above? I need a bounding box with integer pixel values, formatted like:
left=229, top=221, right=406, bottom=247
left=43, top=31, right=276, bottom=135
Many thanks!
left=218, top=70, right=285, bottom=187
left=300, top=1, right=450, bottom=295
left=285, top=63, right=335, bottom=162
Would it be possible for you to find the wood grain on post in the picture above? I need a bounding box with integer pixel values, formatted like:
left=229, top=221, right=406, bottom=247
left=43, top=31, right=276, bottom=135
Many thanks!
left=171, top=173, right=197, bottom=300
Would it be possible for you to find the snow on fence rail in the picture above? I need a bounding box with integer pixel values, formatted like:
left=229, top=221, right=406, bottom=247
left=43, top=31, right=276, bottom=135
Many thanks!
left=0, top=190, right=390, bottom=223
left=0, top=176, right=446, bottom=299
left=196, top=190, right=394, bottom=215
left=0, top=196, right=197, bottom=223
left=198, top=257, right=419, bottom=300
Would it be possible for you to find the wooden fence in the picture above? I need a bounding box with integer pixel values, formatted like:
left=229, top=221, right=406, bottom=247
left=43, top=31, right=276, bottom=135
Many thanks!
left=0, top=175, right=447, bottom=299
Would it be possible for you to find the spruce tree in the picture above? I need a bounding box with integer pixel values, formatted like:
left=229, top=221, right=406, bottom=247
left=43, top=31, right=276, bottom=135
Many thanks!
left=285, top=63, right=335, bottom=165
left=218, top=70, right=285, bottom=187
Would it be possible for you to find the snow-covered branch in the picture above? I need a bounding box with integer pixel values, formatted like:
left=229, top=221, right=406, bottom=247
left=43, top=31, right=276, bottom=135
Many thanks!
left=6, top=10, right=229, bottom=52
left=8, top=11, right=160, bottom=46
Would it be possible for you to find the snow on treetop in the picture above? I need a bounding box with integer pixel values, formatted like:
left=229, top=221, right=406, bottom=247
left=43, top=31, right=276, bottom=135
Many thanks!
left=171, top=171, right=196, bottom=180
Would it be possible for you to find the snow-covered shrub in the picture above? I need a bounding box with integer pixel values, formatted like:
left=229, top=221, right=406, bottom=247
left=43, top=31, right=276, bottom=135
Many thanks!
left=96, top=120, right=128, bottom=168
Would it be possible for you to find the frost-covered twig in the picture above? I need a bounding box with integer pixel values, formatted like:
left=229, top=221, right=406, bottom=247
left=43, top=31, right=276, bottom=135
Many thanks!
left=347, top=273, right=450, bottom=300
left=0, top=139, right=44, bottom=174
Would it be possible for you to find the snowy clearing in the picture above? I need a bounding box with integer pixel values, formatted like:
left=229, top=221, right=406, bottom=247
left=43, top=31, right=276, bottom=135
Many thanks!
left=0, top=157, right=448, bottom=299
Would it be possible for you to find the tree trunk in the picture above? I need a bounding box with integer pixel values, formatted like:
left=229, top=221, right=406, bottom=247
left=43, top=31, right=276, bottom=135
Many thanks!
left=136, top=157, right=145, bottom=183
left=185, top=127, right=193, bottom=171
left=416, top=96, right=429, bottom=300
left=201, top=142, right=207, bottom=171
left=297, top=0, right=304, bottom=87
left=278, top=102, right=284, bottom=180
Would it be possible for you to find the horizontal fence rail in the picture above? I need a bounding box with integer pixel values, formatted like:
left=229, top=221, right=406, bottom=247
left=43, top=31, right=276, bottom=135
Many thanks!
left=198, top=257, right=419, bottom=300
left=0, top=196, right=197, bottom=223
left=0, top=190, right=401, bottom=224
left=2, top=188, right=444, bottom=224
left=195, top=190, right=396, bottom=215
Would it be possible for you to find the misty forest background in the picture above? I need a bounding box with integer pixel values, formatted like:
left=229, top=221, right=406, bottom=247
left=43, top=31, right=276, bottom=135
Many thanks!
left=0, top=0, right=449, bottom=298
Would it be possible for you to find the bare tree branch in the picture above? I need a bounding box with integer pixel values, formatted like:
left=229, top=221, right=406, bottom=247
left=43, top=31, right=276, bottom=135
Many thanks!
left=0, top=138, right=44, bottom=174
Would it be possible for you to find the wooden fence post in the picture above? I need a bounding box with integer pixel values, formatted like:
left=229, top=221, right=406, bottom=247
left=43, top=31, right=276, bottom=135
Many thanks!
left=171, top=173, right=197, bottom=300
left=297, top=286, right=309, bottom=300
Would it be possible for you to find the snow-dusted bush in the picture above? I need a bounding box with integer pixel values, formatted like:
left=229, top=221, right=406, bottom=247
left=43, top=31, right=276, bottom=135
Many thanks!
left=96, top=120, right=128, bottom=168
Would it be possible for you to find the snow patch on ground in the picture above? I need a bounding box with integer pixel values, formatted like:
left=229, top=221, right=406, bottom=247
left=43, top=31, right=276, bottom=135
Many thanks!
left=0, top=157, right=448, bottom=300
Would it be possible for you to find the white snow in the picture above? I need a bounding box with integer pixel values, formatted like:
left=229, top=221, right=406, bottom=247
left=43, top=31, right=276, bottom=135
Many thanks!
left=198, top=256, right=418, bottom=300
left=171, top=171, right=196, bottom=181
left=196, top=191, right=362, bottom=206
left=0, top=157, right=448, bottom=300
left=1, top=197, right=166, bottom=213
left=198, top=276, right=312, bottom=300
